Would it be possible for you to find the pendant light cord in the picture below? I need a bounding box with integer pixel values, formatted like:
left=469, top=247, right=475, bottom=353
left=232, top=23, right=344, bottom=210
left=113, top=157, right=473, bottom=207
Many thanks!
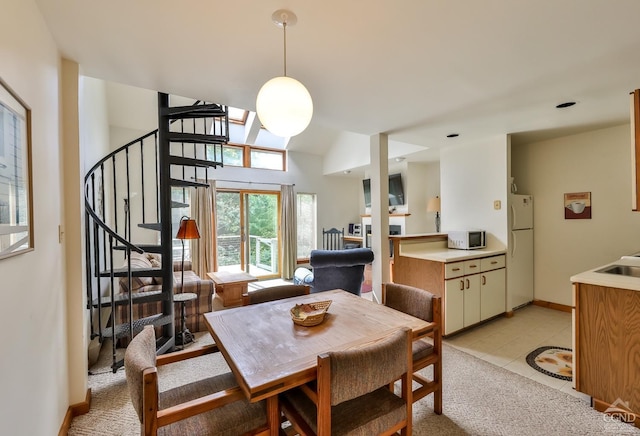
left=283, top=21, right=288, bottom=77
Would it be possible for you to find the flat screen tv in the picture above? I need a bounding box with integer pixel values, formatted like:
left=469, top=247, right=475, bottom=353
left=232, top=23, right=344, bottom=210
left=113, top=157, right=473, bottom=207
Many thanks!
left=362, top=173, right=405, bottom=207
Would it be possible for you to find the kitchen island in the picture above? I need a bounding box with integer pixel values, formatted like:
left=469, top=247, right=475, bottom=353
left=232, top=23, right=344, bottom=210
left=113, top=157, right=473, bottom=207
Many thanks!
left=571, top=257, right=640, bottom=428
left=391, top=234, right=507, bottom=336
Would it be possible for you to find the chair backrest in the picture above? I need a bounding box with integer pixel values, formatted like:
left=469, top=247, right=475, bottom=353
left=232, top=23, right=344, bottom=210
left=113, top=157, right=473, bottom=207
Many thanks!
left=124, top=325, right=158, bottom=424
left=316, top=327, right=412, bottom=434
left=322, top=227, right=344, bottom=250
left=382, top=282, right=437, bottom=322
left=242, top=284, right=310, bottom=305
left=309, top=248, right=374, bottom=295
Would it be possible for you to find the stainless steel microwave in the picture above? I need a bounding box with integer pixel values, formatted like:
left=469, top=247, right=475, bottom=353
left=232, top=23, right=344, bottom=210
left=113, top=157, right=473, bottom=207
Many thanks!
left=447, top=230, right=486, bottom=250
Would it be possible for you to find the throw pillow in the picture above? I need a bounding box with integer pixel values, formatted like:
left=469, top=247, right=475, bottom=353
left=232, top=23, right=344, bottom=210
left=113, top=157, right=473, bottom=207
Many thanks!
left=119, top=252, right=155, bottom=292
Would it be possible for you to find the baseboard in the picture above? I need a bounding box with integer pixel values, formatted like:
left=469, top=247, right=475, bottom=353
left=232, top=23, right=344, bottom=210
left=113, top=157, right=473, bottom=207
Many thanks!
left=593, top=397, right=639, bottom=428
left=58, top=389, right=91, bottom=435
left=532, top=299, right=572, bottom=313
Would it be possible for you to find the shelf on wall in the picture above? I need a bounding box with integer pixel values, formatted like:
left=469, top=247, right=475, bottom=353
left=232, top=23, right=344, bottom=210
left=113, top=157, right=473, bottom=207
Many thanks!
left=360, top=213, right=411, bottom=217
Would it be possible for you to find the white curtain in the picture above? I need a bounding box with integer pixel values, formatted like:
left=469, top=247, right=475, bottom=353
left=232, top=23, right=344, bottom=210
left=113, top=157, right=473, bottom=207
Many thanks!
left=281, top=184, right=297, bottom=279
left=191, top=180, right=217, bottom=277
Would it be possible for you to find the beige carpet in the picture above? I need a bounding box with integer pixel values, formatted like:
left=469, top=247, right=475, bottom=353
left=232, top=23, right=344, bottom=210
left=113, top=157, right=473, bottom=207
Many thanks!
left=69, top=333, right=640, bottom=435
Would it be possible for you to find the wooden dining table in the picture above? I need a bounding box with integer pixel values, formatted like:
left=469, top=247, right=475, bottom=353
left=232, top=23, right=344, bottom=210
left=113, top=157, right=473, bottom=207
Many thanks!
left=203, top=288, right=433, bottom=435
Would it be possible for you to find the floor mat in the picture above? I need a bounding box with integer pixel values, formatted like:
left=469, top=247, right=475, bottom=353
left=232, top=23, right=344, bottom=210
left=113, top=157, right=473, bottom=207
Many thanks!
left=526, top=346, right=573, bottom=381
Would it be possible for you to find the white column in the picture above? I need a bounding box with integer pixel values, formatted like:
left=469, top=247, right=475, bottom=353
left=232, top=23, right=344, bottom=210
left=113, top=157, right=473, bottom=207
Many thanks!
left=370, top=133, right=390, bottom=303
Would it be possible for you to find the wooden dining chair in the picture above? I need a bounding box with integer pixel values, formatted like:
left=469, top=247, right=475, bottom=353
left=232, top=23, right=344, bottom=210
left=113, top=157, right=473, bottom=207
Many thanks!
left=124, top=326, right=270, bottom=436
left=279, top=327, right=413, bottom=436
left=322, top=227, right=344, bottom=250
left=242, top=284, right=310, bottom=305
left=382, top=282, right=442, bottom=414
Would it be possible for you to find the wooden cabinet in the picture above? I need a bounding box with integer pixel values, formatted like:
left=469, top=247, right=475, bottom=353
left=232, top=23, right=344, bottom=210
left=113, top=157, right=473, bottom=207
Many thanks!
left=573, top=282, right=640, bottom=426
left=480, top=256, right=507, bottom=320
left=631, top=89, right=640, bottom=211
left=442, top=255, right=506, bottom=335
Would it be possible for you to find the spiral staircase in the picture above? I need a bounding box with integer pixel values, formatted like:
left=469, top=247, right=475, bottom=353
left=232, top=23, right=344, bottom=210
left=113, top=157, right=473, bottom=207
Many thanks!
left=84, top=93, right=228, bottom=372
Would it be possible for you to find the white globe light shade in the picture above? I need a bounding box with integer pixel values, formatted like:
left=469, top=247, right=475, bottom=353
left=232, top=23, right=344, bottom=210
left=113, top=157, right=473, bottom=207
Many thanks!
left=256, top=76, right=313, bottom=137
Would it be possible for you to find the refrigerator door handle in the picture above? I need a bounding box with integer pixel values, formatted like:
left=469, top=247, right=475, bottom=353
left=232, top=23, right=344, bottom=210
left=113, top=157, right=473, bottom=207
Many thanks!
left=511, top=231, right=517, bottom=258
left=511, top=203, right=517, bottom=229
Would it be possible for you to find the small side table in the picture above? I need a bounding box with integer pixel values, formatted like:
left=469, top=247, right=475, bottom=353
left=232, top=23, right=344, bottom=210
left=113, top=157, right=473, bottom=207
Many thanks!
left=207, top=271, right=258, bottom=307
left=173, top=292, right=198, bottom=348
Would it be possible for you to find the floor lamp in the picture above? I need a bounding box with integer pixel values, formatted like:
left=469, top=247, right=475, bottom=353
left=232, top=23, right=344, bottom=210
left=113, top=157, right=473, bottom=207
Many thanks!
left=427, top=196, right=441, bottom=233
left=175, top=216, right=200, bottom=346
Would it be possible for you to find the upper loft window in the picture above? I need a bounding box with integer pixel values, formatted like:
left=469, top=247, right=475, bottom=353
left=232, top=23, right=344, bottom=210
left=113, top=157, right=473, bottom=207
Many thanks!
left=214, top=142, right=286, bottom=171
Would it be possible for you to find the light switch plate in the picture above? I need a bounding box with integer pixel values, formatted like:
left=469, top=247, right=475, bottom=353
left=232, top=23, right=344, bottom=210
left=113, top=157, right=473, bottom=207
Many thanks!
left=494, top=200, right=501, bottom=210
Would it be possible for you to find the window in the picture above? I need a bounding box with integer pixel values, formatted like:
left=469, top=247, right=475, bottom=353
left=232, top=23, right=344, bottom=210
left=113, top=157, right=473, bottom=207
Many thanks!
left=216, top=143, right=286, bottom=171
left=250, top=148, right=284, bottom=170
left=221, top=144, right=244, bottom=166
left=296, top=193, right=316, bottom=261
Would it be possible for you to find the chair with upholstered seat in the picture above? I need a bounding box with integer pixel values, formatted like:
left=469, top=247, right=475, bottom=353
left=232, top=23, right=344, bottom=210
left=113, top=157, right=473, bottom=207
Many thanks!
left=279, top=327, right=413, bottom=436
left=124, top=325, right=269, bottom=436
left=242, top=284, right=310, bottom=305
left=382, top=282, right=442, bottom=414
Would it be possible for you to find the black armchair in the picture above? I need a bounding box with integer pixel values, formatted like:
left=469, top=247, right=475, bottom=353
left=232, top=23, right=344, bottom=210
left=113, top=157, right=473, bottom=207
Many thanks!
left=293, top=248, right=374, bottom=296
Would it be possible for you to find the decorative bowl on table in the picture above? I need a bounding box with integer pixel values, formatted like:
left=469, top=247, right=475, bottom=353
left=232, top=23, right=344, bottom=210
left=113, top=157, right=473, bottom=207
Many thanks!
left=290, top=300, right=332, bottom=326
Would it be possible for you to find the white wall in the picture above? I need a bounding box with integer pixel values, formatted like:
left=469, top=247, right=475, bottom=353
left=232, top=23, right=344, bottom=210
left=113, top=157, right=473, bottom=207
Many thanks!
left=512, top=124, right=640, bottom=306
left=0, top=0, right=69, bottom=434
left=440, top=135, right=509, bottom=248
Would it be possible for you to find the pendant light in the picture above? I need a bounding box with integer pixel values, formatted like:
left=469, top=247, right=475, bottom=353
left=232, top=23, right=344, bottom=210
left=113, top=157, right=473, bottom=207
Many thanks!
left=256, top=9, right=313, bottom=138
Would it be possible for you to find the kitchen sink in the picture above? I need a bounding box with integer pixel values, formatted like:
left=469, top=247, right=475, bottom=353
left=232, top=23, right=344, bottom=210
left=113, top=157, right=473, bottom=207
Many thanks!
left=595, top=264, right=640, bottom=278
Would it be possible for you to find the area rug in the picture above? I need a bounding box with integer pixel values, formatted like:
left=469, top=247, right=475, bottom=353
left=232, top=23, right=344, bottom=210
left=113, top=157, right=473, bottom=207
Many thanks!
left=69, top=336, right=640, bottom=435
left=526, top=346, right=573, bottom=381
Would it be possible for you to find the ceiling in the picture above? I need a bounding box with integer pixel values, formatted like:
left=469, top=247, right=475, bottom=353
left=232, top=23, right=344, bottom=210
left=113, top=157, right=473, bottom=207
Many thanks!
left=35, top=0, right=640, bottom=163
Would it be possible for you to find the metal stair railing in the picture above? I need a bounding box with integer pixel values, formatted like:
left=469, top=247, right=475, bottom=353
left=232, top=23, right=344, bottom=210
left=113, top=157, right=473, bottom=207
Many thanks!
left=84, top=95, right=228, bottom=372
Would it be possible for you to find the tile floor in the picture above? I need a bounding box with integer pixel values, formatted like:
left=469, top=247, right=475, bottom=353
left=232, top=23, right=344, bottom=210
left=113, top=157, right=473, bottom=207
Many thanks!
left=443, top=304, right=590, bottom=403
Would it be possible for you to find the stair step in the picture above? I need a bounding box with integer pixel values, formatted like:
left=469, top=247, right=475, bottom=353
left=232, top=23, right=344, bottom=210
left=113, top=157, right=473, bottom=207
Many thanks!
left=138, top=223, right=162, bottom=231
left=100, top=313, right=173, bottom=339
left=98, top=267, right=162, bottom=278
left=169, top=155, right=223, bottom=169
left=162, top=103, right=226, bottom=119
left=113, top=244, right=163, bottom=253
left=91, top=290, right=165, bottom=308
left=172, top=200, right=189, bottom=208
left=168, top=132, right=227, bottom=145
left=170, top=178, right=209, bottom=188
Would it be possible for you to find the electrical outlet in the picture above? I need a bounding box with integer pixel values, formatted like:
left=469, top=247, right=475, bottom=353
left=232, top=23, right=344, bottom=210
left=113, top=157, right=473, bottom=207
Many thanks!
left=494, top=200, right=501, bottom=210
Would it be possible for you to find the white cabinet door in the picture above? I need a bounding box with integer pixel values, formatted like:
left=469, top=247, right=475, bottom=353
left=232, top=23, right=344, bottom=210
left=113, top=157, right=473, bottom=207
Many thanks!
left=463, top=274, right=481, bottom=327
left=480, top=268, right=506, bottom=320
left=444, top=278, right=465, bottom=335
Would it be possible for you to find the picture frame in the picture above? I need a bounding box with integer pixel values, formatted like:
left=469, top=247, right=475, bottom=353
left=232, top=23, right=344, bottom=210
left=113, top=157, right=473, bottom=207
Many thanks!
left=564, top=192, right=591, bottom=219
left=0, top=77, right=34, bottom=260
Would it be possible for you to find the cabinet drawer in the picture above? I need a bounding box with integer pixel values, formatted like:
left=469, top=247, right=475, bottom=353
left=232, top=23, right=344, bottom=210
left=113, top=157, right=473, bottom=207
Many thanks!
left=445, top=262, right=465, bottom=279
left=464, top=259, right=481, bottom=275
left=481, top=255, right=505, bottom=272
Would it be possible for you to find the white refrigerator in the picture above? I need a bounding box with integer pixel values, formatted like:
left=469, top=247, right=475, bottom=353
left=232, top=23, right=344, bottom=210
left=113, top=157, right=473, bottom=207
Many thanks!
left=508, top=194, right=534, bottom=310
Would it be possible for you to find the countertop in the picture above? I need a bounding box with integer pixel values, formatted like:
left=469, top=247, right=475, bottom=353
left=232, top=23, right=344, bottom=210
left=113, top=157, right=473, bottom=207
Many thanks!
left=399, top=245, right=506, bottom=263
left=570, top=255, right=640, bottom=291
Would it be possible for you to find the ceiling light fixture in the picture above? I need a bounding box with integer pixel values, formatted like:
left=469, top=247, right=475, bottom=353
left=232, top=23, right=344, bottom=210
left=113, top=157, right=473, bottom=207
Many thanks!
left=256, top=9, right=313, bottom=138
left=556, top=101, right=576, bottom=109
left=394, top=157, right=405, bottom=162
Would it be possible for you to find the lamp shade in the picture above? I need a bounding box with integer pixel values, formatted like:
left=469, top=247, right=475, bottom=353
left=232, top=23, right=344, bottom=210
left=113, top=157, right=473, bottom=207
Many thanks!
left=427, top=196, right=441, bottom=213
left=256, top=76, right=313, bottom=137
left=176, top=217, right=200, bottom=240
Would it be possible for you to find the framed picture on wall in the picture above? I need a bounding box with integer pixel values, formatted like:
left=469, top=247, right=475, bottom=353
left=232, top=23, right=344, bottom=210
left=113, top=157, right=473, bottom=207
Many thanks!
left=564, top=192, right=591, bottom=219
left=0, top=77, right=33, bottom=260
